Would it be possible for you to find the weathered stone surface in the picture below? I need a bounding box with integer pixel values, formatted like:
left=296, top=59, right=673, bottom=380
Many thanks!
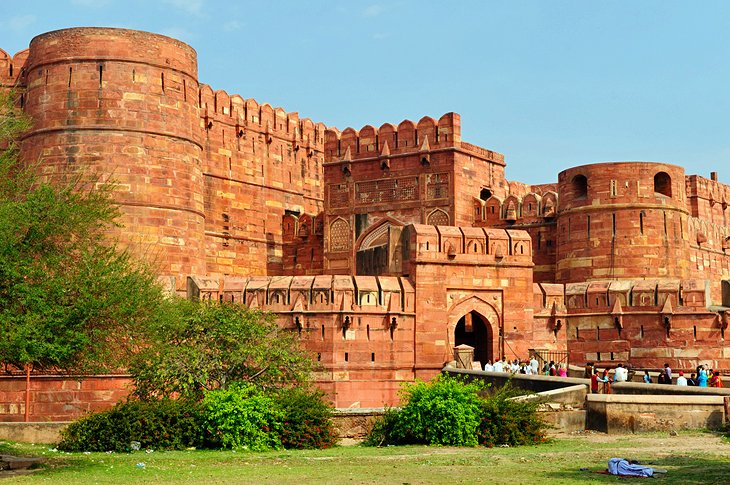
left=1, top=27, right=728, bottom=419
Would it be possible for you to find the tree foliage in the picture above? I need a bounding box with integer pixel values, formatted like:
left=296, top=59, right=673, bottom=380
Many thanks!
left=129, top=300, right=314, bottom=401
left=0, top=91, right=165, bottom=373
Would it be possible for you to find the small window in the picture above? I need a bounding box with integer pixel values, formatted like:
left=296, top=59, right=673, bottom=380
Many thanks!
left=480, top=188, right=493, bottom=201
left=572, top=174, right=588, bottom=199
left=654, top=172, right=672, bottom=197
left=344, top=352, right=349, bottom=362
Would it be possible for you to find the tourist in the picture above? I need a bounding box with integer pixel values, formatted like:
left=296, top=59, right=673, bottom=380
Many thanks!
left=613, top=363, right=628, bottom=383
left=558, top=364, right=567, bottom=377
left=676, top=371, right=687, bottom=386
left=548, top=361, right=557, bottom=376
left=511, top=359, right=520, bottom=373
left=591, top=369, right=601, bottom=393
left=663, top=363, right=672, bottom=384
left=524, top=363, right=533, bottom=375
left=687, top=373, right=697, bottom=386
left=643, top=370, right=652, bottom=384
left=710, top=371, right=723, bottom=388
left=602, top=368, right=611, bottom=394
left=697, top=369, right=709, bottom=387
left=530, top=355, right=539, bottom=375
left=484, top=360, right=494, bottom=372
left=493, top=358, right=504, bottom=373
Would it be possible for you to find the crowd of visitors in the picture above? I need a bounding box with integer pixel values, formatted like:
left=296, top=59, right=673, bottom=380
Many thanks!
left=483, top=357, right=725, bottom=392
left=587, top=362, right=724, bottom=393
left=483, top=356, right=569, bottom=377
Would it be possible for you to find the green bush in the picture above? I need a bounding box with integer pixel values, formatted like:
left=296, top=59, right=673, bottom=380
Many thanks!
left=276, top=387, right=337, bottom=449
left=58, top=399, right=205, bottom=452
left=362, top=407, right=401, bottom=447
left=477, top=385, right=548, bottom=447
left=364, top=376, right=548, bottom=448
left=392, top=375, right=485, bottom=446
left=203, top=385, right=284, bottom=451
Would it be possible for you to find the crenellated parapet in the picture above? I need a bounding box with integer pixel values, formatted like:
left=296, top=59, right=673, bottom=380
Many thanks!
left=324, top=113, right=462, bottom=162
left=563, top=279, right=709, bottom=311
left=0, top=48, right=28, bottom=89
left=402, top=224, right=532, bottom=265
left=198, top=84, right=326, bottom=156
left=186, top=274, right=415, bottom=316
left=474, top=190, right=559, bottom=225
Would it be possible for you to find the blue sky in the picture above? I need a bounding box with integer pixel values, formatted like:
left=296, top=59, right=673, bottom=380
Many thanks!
left=1, top=1, right=729, bottom=185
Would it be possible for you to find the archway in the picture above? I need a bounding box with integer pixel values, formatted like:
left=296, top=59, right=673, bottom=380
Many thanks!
left=454, top=312, right=493, bottom=366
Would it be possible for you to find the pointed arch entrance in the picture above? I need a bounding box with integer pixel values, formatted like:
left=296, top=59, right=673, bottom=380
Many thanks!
left=447, top=295, right=502, bottom=366
left=454, top=312, right=493, bottom=365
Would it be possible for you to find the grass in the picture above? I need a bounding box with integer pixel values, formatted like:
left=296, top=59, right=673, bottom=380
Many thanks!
left=1, top=431, right=729, bottom=484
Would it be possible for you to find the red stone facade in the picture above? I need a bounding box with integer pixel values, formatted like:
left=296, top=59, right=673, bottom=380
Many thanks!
left=1, top=27, right=729, bottom=419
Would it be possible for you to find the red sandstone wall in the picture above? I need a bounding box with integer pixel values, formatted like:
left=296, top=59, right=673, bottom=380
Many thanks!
left=199, top=86, right=325, bottom=277
left=555, top=163, right=692, bottom=283
left=566, top=279, right=729, bottom=372
left=0, top=376, right=131, bottom=422
left=188, top=274, right=417, bottom=408
left=18, top=28, right=206, bottom=289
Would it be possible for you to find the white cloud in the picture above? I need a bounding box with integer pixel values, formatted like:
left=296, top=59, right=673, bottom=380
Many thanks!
left=223, top=20, right=243, bottom=32
left=363, top=4, right=383, bottom=18
left=372, top=32, right=391, bottom=40
left=162, top=0, right=205, bottom=16
left=4, top=14, right=36, bottom=32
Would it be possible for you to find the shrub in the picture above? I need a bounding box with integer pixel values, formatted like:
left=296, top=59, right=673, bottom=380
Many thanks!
left=58, top=399, right=205, bottom=452
left=362, top=407, right=402, bottom=447
left=203, top=385, right=284, bottom=451
left=276, top=387, right=338, bottom=449
left=477, top=384, right=548, bottom=447
left=390, top=375, right=485, bottom=446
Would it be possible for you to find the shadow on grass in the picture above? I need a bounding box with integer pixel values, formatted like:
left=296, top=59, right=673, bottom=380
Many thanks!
left=544, top=455, right=730, bottom=484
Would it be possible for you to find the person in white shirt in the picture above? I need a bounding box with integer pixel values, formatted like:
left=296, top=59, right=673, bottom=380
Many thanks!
left=524, top=363, right=533, bottom=375
left=613, top=363, right=628, bottom=382
left=676, top=371, right=688, bottom=386
left=484, top=360, right=494, bottom=372
left=530, top=357, right=539, bottom=375
left=492, top=359, right=504, bottom=373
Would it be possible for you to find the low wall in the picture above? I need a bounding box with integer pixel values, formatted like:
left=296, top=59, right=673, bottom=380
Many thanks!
left=611, top=381, right=730, bottom=396
left=0, top=375, right=132, bottom=422
left=586, top=394, right=728, bottom=433
left=0, top=422, right=69, bottom=444
left=444, top=367, right=589, bottom=406
left=333, top=408, right=385, bottom=439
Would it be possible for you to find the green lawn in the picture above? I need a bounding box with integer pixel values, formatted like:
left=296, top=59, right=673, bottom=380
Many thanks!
left=2, top=431, right=729, bottom=484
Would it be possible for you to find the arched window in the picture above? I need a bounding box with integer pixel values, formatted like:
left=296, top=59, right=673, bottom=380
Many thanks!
left=572, top=175, right=588, bottom=199
left=654, top=172, right=672, bottom=197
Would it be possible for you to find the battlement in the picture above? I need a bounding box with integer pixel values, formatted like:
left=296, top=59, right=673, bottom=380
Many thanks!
left=198, top=84, right=326, bottom=150
left=0, top=48, right=28, bottom=88
left=186, top=274, right=415, bottom=313
left=475, top=190, right=559, bottom=225
left=324, top=113, right=462, bottom=162
left=564, top=279, right=710, bottom=311
left=686, top=173, right=730, bottom=204
left=404, top=224, right=533, bottom=264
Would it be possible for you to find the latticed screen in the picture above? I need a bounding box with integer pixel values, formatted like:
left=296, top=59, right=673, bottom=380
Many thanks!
left=355, top=177, right=418, bottom=205
left=330, top=219, right=351, bottom=251
left=426, top=173, right=449, bottom=200
left=328, top=184, right=349, bottom=208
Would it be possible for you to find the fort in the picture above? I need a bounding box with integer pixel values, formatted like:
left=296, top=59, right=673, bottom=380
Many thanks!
left=1, top=27, right=729, bottom=419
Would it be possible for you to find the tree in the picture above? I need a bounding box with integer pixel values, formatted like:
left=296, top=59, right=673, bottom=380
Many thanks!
left=129, top=299, right=315, bottom=401
left=0, top=90, right=165, bottom=376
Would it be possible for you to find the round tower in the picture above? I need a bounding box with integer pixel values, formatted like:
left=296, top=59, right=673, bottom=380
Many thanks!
left=20, top=28, right=205, bottom=289
left=555, top=162, right=690, bottom=283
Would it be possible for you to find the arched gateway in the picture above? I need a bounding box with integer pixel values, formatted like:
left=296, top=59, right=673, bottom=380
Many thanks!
left=448, top=296, right=501, bottom=367
left=454, top=312, right=493, bottom=365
